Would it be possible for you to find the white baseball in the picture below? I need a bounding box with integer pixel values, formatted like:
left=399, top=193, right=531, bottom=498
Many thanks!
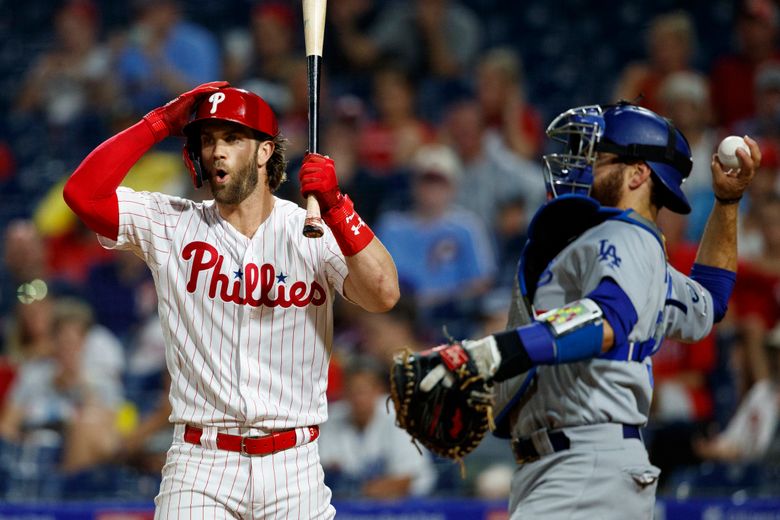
left=717, top=135, right=749, bottom=170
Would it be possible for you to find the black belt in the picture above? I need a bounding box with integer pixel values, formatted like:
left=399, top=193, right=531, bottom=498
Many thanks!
left=511, top=424, right=641, bottom=464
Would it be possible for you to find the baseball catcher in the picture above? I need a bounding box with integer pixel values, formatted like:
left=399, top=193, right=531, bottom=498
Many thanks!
left=390, top=101, right=760, bottom=519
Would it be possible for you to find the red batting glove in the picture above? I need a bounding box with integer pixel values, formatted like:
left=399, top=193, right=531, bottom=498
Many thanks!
left=299, top=153, right=344, bottom=212
left=299, top=153, right=374, bottom=256
left=143, top=81, right=230, bottom=142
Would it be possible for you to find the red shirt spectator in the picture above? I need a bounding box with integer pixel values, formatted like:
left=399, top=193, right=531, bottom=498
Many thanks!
left=710, top=0, right=780, bottom=128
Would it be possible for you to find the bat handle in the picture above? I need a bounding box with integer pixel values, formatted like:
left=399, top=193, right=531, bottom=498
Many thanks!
left=303, top=54, right=325, bottom=238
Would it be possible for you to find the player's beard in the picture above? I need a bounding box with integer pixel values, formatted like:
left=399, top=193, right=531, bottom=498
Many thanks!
left=210, top=149, right=260, bottom=206
left=590, top=166, right=625, bottom=208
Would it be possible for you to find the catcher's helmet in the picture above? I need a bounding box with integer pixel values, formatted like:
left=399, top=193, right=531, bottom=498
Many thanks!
left=543, top=102, right=693, bottom=214
left=182, top=88, right=278, bottom=188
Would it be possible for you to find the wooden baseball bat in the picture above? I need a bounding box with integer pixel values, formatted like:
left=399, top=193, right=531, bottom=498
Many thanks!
left=302, top=0, right=327, bottom=238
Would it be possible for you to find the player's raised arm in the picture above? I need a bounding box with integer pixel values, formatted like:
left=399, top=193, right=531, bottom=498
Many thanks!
left=676, top=136, right=762, bottom=328
left=696, top=136, right=760, bottom=272
left=298, top=154, right=400, bottom=313
left=63, top=81, right=228, bottom=240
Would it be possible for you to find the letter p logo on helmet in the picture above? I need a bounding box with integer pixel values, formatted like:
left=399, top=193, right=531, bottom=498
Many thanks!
left=209, top=92, right=226, bottom=114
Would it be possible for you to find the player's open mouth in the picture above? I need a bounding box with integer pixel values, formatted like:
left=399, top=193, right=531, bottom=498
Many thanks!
left=214, top=169, right=229, bottom=184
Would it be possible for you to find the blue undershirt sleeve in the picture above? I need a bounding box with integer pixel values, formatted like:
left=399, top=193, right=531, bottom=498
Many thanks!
left=690, top=263, right=736, bottom=323
left=587, top=277, right=638, bottom=349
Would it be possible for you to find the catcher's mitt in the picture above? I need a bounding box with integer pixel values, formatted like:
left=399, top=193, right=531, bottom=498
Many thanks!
left=389, top=343, right=494, bottom=461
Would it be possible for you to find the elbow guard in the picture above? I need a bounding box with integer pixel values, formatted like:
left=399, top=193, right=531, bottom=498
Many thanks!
left=493, top=299, right=604, bottom=380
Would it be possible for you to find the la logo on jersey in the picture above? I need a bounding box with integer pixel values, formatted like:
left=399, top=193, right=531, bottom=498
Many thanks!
left=597, top=239, right=621, bottom=268
left=182, top=241, right=326, bottom=307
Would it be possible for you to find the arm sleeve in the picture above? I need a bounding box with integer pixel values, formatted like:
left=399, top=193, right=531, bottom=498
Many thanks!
left=690, top=263, right=736, bottom=323
left=665, top=266, right=715, bottom=343
left=587, top=277, right=638, bottom=350
left=63, top=120, right=157, bottom=241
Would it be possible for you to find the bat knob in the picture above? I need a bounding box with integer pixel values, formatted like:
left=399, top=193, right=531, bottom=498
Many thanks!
left=303, top=218, right=325, bottom=238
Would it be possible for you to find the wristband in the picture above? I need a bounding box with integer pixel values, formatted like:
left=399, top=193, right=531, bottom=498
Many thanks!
left=143, top=110, right=170, bottom=142
left=714, top=194, right=742, bottom=205
left=322, top=195, right=374, bottom=256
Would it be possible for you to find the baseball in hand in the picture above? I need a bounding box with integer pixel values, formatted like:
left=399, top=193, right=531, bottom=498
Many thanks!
left=717, top=136, right=749, bottom=170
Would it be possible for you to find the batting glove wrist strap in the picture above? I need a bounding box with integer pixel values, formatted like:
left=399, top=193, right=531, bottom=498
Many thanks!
left=323, top=195, right=374, bottom=256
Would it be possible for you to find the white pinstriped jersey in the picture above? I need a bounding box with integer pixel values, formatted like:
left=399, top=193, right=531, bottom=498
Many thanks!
left=100, top=188, right=349, bottom=430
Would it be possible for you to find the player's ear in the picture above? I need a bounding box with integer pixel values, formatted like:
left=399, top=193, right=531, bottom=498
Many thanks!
left=628, top=162, right=653, bottom=190
left=256, top=140, right=274, bottom=165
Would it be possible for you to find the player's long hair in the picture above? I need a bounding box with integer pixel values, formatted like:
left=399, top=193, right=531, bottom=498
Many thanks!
left=266, top=133, right=288, bottom=193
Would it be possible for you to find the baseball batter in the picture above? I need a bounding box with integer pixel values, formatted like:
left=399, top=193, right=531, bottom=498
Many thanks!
left=64, top=82, right=399, bottom=519
left=391, top=103, right=760, bottom=519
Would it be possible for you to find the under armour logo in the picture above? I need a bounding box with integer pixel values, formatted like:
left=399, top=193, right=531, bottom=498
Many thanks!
left=208, top=92, right=226, bottom=114
left=597, top=239, right=621, bottom=268
left=345, top=212, right=365, bottom=236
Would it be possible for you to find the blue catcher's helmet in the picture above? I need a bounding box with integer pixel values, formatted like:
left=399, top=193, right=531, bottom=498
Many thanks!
left=543, top=102, right=693, bottom=214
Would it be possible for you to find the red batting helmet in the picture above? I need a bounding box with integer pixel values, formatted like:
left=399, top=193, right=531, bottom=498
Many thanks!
left=182, top=87, right=279, bottom=188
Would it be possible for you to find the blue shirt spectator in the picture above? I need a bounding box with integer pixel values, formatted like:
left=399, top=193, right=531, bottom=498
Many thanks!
left=376, top=144, right=496, bottom=338
left=117, top=0, right=221, bottom=115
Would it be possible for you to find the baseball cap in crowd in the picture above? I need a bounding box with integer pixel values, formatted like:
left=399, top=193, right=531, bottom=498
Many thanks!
left=659, top=71, right=709, bottom=106
left=411, top=144, right=463, bottom=184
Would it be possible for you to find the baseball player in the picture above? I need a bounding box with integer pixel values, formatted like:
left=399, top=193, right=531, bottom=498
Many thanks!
left=63, top=82, right=399, bottom=519
left=393, top=103, right=760, bottom=519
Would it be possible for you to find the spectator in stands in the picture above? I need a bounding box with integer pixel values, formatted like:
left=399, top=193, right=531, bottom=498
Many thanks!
left=354, top=295, right=427, bottom=368
left=116, top=0, right=220, bottom=115
left=475, top=47, right=546, bottom=160
left=693, top=323, right=780, bottom=462
left=358, top=62, right=436, bottom=176
left=732, top=62, right=780, bottom=143
left=120, top=376, right=172, bottom=476
left=323, top=0, right=382, bottom=97
left=656, top=71, right=720, bottom=241
left=14, top=0, right=115, bottom=164
left=441, top=99, right=545, bottom=226
left=739, top=140, right=780, bottom=258
left=613, top=10, right=697, bottom=114
left=319, top=355, right=436, bottom=499
left=375, top=143, right=496, bottom=339
left=3, top=298, right=54, bottom=364
left=492, top=196, right=530, bottom=290
left=358, top=0, right=481, bottom=82
left=276, top=58, right=315, bottom=163
left=729, top=194, right=780, bottom=402
left=318, top=96, right=397, bottom=225
left=222, top=2, right=298, bottom=113
left=710, top=0, right=780, bottom=128
left=0, top=298, right=124, bottom=473
left=0, top=220, right=48, bottom=320
left=44, top=218, right=114, bottom=287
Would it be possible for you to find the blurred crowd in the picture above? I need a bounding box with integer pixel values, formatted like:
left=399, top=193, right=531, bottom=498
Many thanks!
left=0, top=0, right=779, bottom=504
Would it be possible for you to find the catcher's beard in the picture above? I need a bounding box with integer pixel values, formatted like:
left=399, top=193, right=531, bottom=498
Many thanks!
left=209, top=144, right=261, bottom=205
left=590, top=165, right=625, bottom=208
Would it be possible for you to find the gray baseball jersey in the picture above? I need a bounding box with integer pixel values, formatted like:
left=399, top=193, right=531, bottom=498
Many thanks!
left=495, top=205, right=714, bottom=439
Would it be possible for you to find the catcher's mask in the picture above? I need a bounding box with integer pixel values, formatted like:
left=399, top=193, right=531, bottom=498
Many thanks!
left=182, top=87, right=278, bottom=188
left=543, top=102, right=693, bottom=213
